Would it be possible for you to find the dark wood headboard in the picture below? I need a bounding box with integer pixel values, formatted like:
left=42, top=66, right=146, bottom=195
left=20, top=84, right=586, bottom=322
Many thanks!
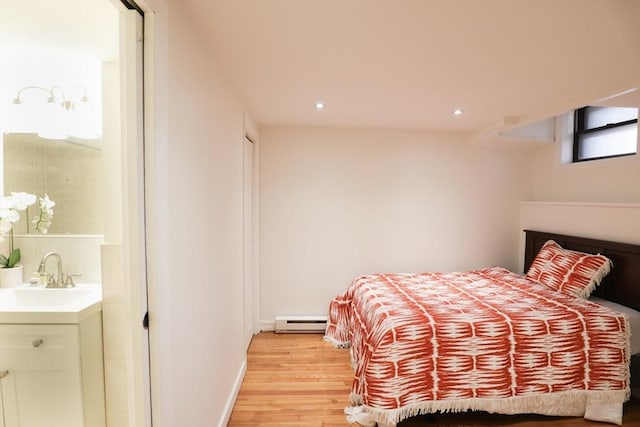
left=524, top=230, right=640, bottom=312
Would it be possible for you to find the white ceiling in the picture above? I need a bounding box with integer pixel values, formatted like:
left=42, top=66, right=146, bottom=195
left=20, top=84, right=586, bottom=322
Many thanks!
left=2, top=0, right=638, bottom=138
left=179, top=0, right=640, bottom=136
left=0, top=0, right=118, bottom=61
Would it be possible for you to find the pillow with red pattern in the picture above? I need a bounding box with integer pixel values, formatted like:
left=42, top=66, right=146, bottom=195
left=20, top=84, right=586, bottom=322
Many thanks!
left=525, top=240, right=612, bottom=298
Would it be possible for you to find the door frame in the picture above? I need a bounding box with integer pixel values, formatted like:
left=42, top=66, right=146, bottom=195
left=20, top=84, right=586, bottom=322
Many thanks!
left=244, top=116, right=261, bottom=345
left=118, top=4, right=152, bottom=427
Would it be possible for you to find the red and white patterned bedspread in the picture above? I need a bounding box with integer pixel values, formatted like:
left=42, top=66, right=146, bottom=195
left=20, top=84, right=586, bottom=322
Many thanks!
left=325, top=267, right=630, bottom=425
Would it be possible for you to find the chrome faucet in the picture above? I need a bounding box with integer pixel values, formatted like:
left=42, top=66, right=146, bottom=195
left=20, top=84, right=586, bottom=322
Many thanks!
left=37, top=252, right=75, bottom=288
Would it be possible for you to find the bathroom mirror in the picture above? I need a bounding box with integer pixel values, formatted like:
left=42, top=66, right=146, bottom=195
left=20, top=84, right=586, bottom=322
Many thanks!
left=3, top=133, right=104, bottom=235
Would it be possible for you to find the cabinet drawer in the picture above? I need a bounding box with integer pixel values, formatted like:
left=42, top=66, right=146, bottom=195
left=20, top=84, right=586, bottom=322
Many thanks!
left=0, top=324, right=80, bottom=359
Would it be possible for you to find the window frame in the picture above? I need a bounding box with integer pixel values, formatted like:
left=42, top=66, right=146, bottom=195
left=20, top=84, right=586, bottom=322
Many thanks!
left=572, top=106, right=638, bottom=163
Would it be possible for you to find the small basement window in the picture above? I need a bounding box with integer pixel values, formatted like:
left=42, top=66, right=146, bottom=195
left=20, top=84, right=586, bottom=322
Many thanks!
left=573, top=106, right=638, bottom=162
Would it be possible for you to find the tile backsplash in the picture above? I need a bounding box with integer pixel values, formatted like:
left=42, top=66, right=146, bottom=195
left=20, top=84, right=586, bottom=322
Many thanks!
left=8, top=235, right=103, bottom=284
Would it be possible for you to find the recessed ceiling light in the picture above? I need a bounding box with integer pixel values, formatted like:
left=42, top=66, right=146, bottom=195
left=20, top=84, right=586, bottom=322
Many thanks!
left=452, top=108, right=464, bottom=116
left=315, top=102, right=325, bottom=110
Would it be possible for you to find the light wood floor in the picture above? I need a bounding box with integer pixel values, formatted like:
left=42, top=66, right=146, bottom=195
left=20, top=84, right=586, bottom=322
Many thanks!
left=228, top=333, right=640, bottom=426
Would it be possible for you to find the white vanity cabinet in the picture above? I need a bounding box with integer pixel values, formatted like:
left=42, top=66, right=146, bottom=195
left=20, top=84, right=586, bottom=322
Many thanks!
left=0, top=313, right=105, bottom=427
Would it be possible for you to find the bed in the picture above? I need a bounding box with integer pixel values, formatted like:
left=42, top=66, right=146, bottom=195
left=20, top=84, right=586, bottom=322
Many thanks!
left=325, top=230, right=640, bottom=427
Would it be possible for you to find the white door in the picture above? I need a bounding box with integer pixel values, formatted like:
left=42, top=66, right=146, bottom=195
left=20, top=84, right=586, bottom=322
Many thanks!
left=243, top=136, right=254, bottom=350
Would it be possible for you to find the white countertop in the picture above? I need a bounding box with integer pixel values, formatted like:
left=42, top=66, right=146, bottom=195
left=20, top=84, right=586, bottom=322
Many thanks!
left=0, top=284, right=102, bottom=324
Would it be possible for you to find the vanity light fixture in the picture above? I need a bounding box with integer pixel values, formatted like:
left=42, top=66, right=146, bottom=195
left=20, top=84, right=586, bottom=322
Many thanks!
left=12, top=86, right=55, bottom=104
left=8, top=84, right=98, bottom=140
left=12, top=85, right=89, bottom=112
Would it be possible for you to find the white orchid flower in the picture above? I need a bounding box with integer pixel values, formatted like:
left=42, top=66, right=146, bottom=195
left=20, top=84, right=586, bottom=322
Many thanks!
left=0, top=196, right=14, bottom=210
left=0, top=207, right=11, bottom=220
left=39, top=194, right=56, bottom=211
left=10, top=192, right=37, bottom=211
left=0, top=218, right=13, bottom=235
left=4, top=209, right=20, bottom=223
left=0, top=192, right=54, bottom=269
left=31, top=194, right=56, bottom=234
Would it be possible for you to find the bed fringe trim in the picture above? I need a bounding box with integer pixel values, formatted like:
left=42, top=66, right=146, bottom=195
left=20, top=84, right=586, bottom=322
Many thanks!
left=578, top=257, right=613, bottom=298
left=323, top=335, right=350, bottom=349
left=345, top=390, right=630, bottom=426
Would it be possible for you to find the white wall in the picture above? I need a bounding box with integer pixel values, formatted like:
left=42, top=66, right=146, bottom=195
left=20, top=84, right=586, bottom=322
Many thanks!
left=259, top=126, right=533, bottom=323
left=146, top=2, right=248, bottom=426
left=531, top=143, right=640, bottom=203
left=520, top=139, right=640, bottom=271
left=519, top=202, right=640, bottom=272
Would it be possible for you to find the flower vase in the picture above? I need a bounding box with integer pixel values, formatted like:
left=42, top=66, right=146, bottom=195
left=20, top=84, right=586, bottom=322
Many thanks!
left=0, top=265, right=23, bottom=288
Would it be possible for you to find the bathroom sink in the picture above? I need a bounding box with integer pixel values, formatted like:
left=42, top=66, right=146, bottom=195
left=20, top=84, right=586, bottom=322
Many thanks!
left=12, top=287, right=97, bottom=307
left=0, top=284, right=102, bottom=324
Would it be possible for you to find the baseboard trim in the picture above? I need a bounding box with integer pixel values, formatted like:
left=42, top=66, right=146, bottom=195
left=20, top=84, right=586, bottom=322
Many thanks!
left=260, top=319, right=275, bottom=332
left=218, top=359, right=247, bottom=427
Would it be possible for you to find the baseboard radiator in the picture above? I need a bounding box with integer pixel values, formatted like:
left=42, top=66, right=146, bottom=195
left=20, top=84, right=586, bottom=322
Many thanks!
left=274, top=315, right=328, bottom=333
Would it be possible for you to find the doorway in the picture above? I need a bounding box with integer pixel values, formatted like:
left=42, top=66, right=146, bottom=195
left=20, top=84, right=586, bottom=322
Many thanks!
left=243, top=135, right=255, bottom=350
left=0, top=1, right=151, bottom=426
